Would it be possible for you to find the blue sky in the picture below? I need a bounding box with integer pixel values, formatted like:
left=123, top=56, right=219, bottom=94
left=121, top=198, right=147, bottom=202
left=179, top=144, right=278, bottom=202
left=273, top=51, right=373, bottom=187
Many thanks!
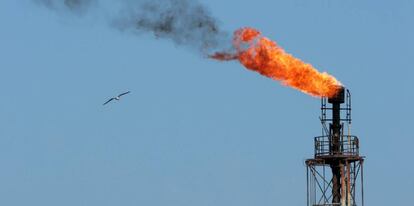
left=1, top=0, right=413, bottom=205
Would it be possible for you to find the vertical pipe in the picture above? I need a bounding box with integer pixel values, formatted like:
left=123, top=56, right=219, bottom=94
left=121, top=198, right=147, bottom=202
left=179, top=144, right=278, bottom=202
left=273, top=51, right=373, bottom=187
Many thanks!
left=353, top=162, right=356, bottom=206
left=306, top=166, right=309, bottom=206
left=347, top=162, right=351, bottom=206
left=332, top=101, right=341, bottom=154
left=331, top=101, right=342, bottom=204
left=313, top=168, right=316, bottom=205
left=361, top=160, right=365, bottom=206
left=329, top=87, right=344, bottom=205
left=341, top=163, right=346, bottom=206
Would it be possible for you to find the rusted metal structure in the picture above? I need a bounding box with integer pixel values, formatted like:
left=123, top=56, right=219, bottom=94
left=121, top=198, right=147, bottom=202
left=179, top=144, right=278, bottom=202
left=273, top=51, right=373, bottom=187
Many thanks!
left=306, top=87, right=365, bottom=206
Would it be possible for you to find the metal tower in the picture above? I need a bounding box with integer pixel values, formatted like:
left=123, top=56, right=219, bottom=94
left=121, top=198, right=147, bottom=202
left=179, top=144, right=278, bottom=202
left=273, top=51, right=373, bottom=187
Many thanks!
left=305, top=87, right=365, bottom=206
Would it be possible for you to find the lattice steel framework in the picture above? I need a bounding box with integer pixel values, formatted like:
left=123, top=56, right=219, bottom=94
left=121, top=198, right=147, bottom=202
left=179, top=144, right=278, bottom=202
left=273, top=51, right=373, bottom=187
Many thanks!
left=306, top=88, right=365, bottom=206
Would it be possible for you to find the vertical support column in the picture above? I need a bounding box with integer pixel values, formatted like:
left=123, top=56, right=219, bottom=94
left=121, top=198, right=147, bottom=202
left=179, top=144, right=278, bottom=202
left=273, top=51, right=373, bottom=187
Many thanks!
left=331, top=162, right=342, bottom=204
left=306, top=166, right=309, bottom=206
left=361, top=160, right=365, bottom=206
left=341, top=163, right=346, bottom=206
left=347, top=162, right=351, bottom=206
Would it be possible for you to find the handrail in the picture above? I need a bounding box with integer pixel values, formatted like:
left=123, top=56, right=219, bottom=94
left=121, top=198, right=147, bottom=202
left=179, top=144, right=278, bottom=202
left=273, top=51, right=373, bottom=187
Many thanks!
left=314, top=135, right=359, bottom=157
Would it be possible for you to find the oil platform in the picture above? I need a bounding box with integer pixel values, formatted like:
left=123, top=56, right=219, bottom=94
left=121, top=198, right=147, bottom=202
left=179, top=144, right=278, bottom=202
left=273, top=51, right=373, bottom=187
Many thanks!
left=305, top=87, right=365, bottom=206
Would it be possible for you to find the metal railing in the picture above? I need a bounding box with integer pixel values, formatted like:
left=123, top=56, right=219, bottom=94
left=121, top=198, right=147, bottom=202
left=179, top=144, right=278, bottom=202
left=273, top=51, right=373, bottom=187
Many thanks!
left=313, top=204, right=357, bottom=206
left=314, top=135, right=359, bottom=157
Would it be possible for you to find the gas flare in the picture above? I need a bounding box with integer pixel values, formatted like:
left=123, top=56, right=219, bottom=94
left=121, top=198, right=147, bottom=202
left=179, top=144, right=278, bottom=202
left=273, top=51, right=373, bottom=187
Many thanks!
left=212, top=27, right=341, bottom=98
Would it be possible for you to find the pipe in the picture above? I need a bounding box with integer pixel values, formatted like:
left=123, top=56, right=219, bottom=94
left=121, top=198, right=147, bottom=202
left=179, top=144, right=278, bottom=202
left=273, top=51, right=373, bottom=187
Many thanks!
left=328, top=87, right=345, bottom=205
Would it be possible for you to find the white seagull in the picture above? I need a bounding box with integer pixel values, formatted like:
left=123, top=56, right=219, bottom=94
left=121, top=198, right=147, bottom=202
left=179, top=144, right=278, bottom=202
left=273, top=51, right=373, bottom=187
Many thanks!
left=103, top=91, right=131, bottom=105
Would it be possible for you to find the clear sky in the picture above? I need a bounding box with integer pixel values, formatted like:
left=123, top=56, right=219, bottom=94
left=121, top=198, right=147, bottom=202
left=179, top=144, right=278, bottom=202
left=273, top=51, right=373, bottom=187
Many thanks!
left=1, top=0, right=413, bottom=205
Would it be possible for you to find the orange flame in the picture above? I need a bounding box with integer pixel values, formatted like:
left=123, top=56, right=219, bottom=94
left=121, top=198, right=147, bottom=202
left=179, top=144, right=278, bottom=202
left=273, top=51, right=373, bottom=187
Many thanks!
left=212, top=27, right=341, bottom=98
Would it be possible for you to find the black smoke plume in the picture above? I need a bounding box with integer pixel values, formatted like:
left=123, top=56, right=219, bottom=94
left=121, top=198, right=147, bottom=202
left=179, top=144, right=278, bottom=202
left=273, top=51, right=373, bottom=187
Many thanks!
left=34, top=0, right=230, bottom=55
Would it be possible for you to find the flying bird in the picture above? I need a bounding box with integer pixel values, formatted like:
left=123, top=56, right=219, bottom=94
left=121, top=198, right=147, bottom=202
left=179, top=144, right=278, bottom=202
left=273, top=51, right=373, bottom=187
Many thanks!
left=103, top=91, right=131, bottom=105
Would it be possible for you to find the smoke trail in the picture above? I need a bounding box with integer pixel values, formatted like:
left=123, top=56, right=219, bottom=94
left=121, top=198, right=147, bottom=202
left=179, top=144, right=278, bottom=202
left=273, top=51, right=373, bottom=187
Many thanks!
left=33, top=0, right=230, bottom=55
left=114, top=0, right=229, bottom=54
left=34, top=0, right=96, bottom=13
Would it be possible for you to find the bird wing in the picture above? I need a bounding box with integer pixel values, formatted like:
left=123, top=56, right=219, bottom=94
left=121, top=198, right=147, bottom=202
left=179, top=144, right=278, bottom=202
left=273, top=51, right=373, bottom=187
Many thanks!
left=118, top=91, right=130, bottom=97
left=103, top=98, right=115, bottom=105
